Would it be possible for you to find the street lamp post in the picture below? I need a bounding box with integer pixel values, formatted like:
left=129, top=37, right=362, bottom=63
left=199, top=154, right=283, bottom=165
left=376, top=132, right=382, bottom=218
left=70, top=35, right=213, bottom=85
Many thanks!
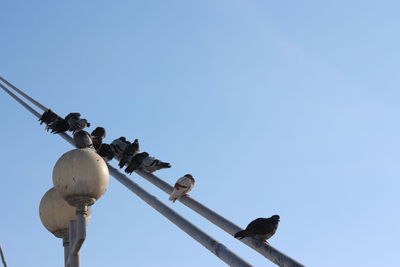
left=39, top=187, right=92, bottom=266
left=40, top=148, right=109, bottom=267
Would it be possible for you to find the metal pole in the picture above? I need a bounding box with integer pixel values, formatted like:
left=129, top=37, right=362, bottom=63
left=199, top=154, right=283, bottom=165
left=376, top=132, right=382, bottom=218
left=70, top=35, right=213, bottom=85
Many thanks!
left=0, top=85, right=252, bottom=266
left=0, top=244, right=7, bottom=267
left=108, top=165, right=252, bottom=267
left=0, top=76, right=47, bottom=111
left=62, top=236, right=70, bottom=267
left=67, top=221, right=80, bottom=267
left=0, top=83, right=42, bottom=118
left=71, top=205, right=87, bottom=255
left=65, top=205, right=88, bottom=267
left=0, top=79, right=306, bottom=267
left=134, top=171, right=305, bottom=267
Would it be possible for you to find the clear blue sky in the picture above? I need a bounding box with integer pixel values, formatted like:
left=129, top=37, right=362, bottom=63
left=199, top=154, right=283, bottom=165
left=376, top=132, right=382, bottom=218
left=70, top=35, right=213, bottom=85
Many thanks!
left=1, top=1, right=399, bottom=266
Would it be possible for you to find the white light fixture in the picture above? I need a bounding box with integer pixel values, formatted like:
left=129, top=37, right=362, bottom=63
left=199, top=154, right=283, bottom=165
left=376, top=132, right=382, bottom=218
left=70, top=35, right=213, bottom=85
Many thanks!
left=52, top=148, right=109, bottom=207
left=39, top=187, right=92, bottom=238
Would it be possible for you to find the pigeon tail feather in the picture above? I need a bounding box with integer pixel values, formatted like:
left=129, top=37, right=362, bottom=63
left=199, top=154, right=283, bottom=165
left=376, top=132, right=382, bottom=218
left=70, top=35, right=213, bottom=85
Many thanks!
left=160, top=162, right=171, bottom=168
left=169, top=189, right=181, bottom=202
left=168, top=195, right=177, bottom=203
left=234, top=230, right=249, bottom=240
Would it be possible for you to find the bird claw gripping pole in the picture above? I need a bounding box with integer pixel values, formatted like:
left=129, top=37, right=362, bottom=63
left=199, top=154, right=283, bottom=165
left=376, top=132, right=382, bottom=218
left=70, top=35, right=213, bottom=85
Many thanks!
left=0, top=77, right=306, bottom=267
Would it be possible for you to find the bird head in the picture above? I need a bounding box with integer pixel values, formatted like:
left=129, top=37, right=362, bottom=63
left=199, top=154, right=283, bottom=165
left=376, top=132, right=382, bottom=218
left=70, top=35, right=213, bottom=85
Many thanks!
left=119, top=136, right=126, bottom=142
left=270, top=215, right=280, bottom=222
left=92, top=127, right=106, bottom=138
left=70, top=112, right=81, bottom=118
left=184, top=174, right=195, bottom=182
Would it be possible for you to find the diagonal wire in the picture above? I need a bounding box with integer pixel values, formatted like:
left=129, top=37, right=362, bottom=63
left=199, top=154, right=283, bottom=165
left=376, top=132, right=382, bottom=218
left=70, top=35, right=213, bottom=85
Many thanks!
left=0, top=78, right=306, bottom=267
left=0, top=80, right=252, bottom=267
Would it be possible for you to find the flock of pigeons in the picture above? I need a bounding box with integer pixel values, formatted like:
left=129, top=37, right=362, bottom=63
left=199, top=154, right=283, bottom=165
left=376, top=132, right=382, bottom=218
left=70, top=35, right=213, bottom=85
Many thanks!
left=39, top=109, right=280, bottom=243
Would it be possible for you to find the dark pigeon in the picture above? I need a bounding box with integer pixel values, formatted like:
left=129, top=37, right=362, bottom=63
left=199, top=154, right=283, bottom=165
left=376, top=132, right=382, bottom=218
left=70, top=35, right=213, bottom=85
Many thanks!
left=234, top=215, right=280, bottom=243
left=39, top=109, right=65, bottom=132
left=125, top=152, right=149, bottom=174
left=73, top=130, right=93, bottom=149
left=49, top=119, right=70, bottom=134
left=39, top=109, right=60, bottom=126
left=111, top=137, right=130, bottom=158
left=118, top=139, right=140, bottom=168
left=132, top=138, right=139, bottom=153
left=97, top=143, right=115, bottom=161
left=65, top=113, right=90, bottom=132
left=91, top=127, right=106, bottom=150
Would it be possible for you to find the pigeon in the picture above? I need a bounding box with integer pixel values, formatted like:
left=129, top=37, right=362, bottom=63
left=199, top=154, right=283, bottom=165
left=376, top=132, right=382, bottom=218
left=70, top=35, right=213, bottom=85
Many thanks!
left=234, top=215, right=280, bottom=243
left=140, top=156, right=171, bottom=173
left=91, top=127, right=106, bottom=150
left=97, top=143, right=115, bottom=161
left=39, top=109, right=61, bottom=126
left=49, top=118, right=70, bottom=134
left=132, top=138, right=139, bottom=152
left=169, top=174, right=195, bottom=203
left=118, top=139, right=140, bottom=168
left=39, top=109, right=51, bottom=125
left=124, top=152, right=149, bottom=174
left=111, top=137, right=130, bottom=158
left=73, top=130, right=93, bottom=149
left=65, top=113, right=90, bottom=132
left=39, top=109, right=67, bottom=132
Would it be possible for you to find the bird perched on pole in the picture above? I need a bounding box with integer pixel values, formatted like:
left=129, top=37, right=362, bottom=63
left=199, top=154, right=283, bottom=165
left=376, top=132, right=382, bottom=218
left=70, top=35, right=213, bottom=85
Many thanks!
left=124, top=152, right=149, bottom=174
left=65, top=112, right=90, bottom=133
left=140, top=156, right=171, bottom=173
left=39, top=109, right=62, bottom=130
left=169, top=174, right=195, bottom=203
left=73, top=130, right=93, bottom=149
left=111, top=137, right=130, bottom=158
left=234, top=215, right=280, bottom=244
left=38, top=109, right=69, bottom=134
left=48, top=118, right=70, bottom=134
left=97, top=143, right=115, bottom=161
left=119, top=139, right=140, bottom=168
left=40, top=111, right=91, bottom=134
left=91, top=127, right=106, bottom=150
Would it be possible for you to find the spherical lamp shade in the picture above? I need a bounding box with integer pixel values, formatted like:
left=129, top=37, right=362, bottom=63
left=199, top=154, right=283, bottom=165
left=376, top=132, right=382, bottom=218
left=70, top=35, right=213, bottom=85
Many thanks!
left=53, top=148, right=109, bottom=207
left=39, top=187, right=92, bottom=238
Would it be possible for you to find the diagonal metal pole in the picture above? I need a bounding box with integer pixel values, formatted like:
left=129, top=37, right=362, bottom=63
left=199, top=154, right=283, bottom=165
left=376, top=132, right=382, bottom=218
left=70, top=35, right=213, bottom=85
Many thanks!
left=0, top=77, right=47, bottom=111
left=0, top=244, right=7, bottom=267
left=0, top=81, right=253, bottom=267
left=0, top=83, right=42, bottom=117
left=133, top=170, right=305, bottom=267
left=0, top=78, right=306, bottom=267
left=107, top=165, right=252, bottom=267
